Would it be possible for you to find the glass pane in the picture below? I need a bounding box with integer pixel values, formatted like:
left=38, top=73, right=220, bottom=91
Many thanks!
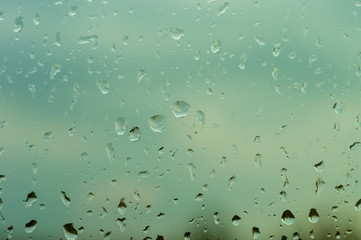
left=0, top=0, right=360, bottom=239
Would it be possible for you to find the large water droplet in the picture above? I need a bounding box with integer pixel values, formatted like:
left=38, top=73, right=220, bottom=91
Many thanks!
left=115, top=117, right=127, bottom=135
left=281, top=210, right=295, bottom=225
left=63, top=223, right=78, bottom=240
left=170, top=101, right=191, bottom=118
left=308, top=208, right=319, bottom=223
left=96, top=80, right=109, bottom=94
left=25, top=220, right=37, bottom=233
left=232, top=215, right=241, bottom=226
left=148, top=115, right=167, bottom=133
left=129, top=127, right=141, bottom=142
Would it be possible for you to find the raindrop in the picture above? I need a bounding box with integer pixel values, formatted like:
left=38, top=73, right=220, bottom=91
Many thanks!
left=281, top=210, right=295, bottom=225
left=217, top=2, right=230, bottom=16
left=63, top=223, right=78, bottom=240
left=273, top=47, right=281, bottom=57
left=228, top=175, right=236, bottom=190
left=104, top=231, right=112, bottom=240
left=254, top=136, right=260, bottom=144
left=14, top=16, right=24, bottom=33
left=279, top=191, right=287, bottom=201
left=355, top=199, right=361, bottom=210
left=239, top=53, right=247, bottom=69
left=50, top=63, right=61, bottom=79
left=314, top=161, right=324, bottom=172
left=148, top=115, right=167, bottom=133
left=195, top=193, right=204, bottom=201
left=24, top=191, right=37, bottom=207
left=60, top=191, right=71, bottom=207
left=184, top=232, right=191, bottom=240
left=170, top=27, right=185, bottom=40
left=105, top=143, right=115, bottom=164
left=43, top=131, right=54, bottom=141
left=129, top=127, right=141, bottom=142
left=232, top=215, right=241, bottom=226
left=211, top=40, right=221, bottom=54
left=96, top=80, right=110, bottom=94
left=349, top=142, right=361, bottom=151
left=115, top=118, right=127, bottom=135
left=195, top=111, right=205, bottom=128
left=254, top=35, right=265, bottom=46
left=255, top=154, right=262, bottom=168
left=272, top=68, right=279, bottom=80
left=170, top=101, right=191, bottom=118
left=214, top=212, right=220, bottom=224
left=118, top=198, right=127, bottom=215
left=80, top=152, right=88, bottom=161
left=252, top=227, right=260, bottom=239
left=25, top=220, right=37, bottom=233
left=308, top=208, right=319, bottom=223
left=137, top=70, right=146, bottom=81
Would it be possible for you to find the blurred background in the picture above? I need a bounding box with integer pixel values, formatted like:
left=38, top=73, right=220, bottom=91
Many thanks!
left=1, top=0, right=361, bottom=239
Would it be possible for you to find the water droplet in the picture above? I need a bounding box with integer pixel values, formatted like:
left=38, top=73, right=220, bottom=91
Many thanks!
left=279, top=191, right=287, bottom=201
left=314, top=161, right=324, bottom=172
left=28, top=84, right=36, bottom=97
left=116, top=217, right=126, bottom=232
left=105, top=143, right=115, bottom=164
left=43, top=131, right=54, bottom=141
left=60, top=191, right=71, bottom=207
left=195, top=111, right=205, bottom=128
left=50, top=63, right=61, bottom=79
left=273, top=47, right=281, bottom=57
left=211, top=40, right=222, bottom=54
left=288, top=51, right=296, bottom=59
left=118, top=198, right=127, bottom=215
left=63, top=223, right=78, bottom=240
left=148, top=115, right=167, bottom=133
left=195, top=193, right=204, bottom=201
left=170, top=27, right=185, bottom=40
left=25, top=191, right=37, bottom=207
left=170, top=101, right=191, bottom=118
left=80, top=152, right=88, bottom=161
left=25, top=220, right=37, bottom=233
left=214, top=212, right=220, bottom=224
left=281, top=210, right=295, bottom=225
left=104, top=231, right=112, bottom=240
left=349, top=142, right=361, bottom=151
left=228, top=175, right=236, bottom=190
left=239, top=53, right=247, bottom=69
left=254, top=136, right=260, bottom=144
left=115, top=117, right=127, bottom=135
left=33, top=13, right=40, bottom=25
left=96, top=80, right=109, bottom=94
left=272, top=68, right=279, bottom=80
left=254, top=35, right=265, bottom=46
left=308, top=208, right=319, bottom=223
left=355, top=199, right=361, bottom=210
left=14, top=16, right=24, bottom=33
left=184, top=232, right=191, bottom=240
left=217, top=2, right=230, bottom=16
left=252, top=227, right=260, bottom=239
left=129, top=127, right=141, bottom=142
left=255, top=154, right=262, bottom=168
left=137, top=70, right=146, bottom=82
left=232, top=215, right=241, bottom=226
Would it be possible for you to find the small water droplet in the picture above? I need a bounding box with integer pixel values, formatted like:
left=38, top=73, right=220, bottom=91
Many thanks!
left=254, top=35, right=265, bottom=46
left=43, top=131, right=54, bottom=141
left=115, top=117, right=127, bottom=135
left=50, top=63, right=61, bottom=79
left=211, top=40, right=222, bottom=54
left=281, top=210, right=295, bottom=225
left=308, top=208, right=319, bottom=223
left=195, top=111, right=205, bottom=128
left=60, top=191, right=71, bottom=207
left=314, top=161, right=324, bottom=172
left=148, top=115, right=167, bottom=133
left=239, top=53, right=247, bottom=69
left=184, top=232, right=191, bottom=240
left=170, top=27, right=185, bottom=40
left=129, top=127, right=141, bottom=142
left=105, top=143, right=115, bottom=163
left=228, top=175, right=236, bottom=190
left=118, top=198, right=127, bottom=215
left=255, top=154, right=262, bottom=168
left=195, top=193, right=204, bottom=201
left=272, top=68, right=279, bottom=80
left=14, top=16, right=24, bottom=33
left=273, top=47, right=281, bottom=57
left=217, top=2, right=230, bottom=16
left=63, top=223, right=78, bottom=240
left=214, top=212, right=220, bottom=224
left=355, top=199, right=361, bottom=210
left=25, top=220, right=37, bottom=233
left=96, top=80, right=110, bottom=94
left=170, top=101, right=191, bottom=118
left=232, top=215, right=241, bottom=226
left=25, top=191, right=37, bottom=207
left=254, top=136, right=260, bottom=144
left=137, top=70, right=146, bottom=82
left=252, top=227, right=260, bottom=239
